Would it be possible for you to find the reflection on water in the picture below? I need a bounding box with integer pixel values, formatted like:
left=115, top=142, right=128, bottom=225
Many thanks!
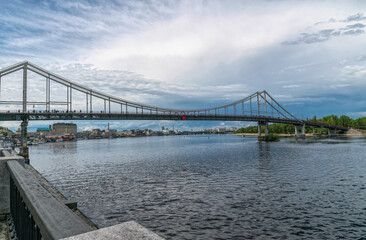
left=30, top=135, right=366, bottom=239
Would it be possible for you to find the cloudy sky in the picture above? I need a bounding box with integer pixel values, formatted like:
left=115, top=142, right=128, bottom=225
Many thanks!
left=1, top=0, right=366, bottom=131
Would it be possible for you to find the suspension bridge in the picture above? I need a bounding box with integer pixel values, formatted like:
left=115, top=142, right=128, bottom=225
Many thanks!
left=0, top=61, right=349, bottom=159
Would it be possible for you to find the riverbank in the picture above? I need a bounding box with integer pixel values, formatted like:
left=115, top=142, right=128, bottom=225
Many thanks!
left=235, top=133, right=315, bottom=137
left=235, top=130, right=366, bottom=137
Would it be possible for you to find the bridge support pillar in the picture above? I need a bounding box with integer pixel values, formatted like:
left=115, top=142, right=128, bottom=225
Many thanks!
left=334, top=129, right=337, bottom=134
left=19, top=119, right=29, bottom=164
left=258, top=124, right=262, bottom=137
left=328, top=128, right=331, bottom=135
left=294, top=125, right=305, bottom=138
left=313, top=127, right=315, bottom=135
left=319, top=127, right=322, bottom=135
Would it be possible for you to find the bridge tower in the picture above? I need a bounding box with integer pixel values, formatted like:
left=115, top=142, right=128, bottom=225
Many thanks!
left=20, top=63, right=29, bottom=163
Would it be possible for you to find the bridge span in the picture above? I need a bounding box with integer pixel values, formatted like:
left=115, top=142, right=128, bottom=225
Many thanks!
left=0, top=61, right=349, bottom=160
left=0, top=111, right=349, bottom=131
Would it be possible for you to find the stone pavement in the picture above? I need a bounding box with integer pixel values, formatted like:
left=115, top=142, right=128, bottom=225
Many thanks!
left=0, top=218, right=8, bottom=240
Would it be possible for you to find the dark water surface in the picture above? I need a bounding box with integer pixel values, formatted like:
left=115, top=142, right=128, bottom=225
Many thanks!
left=30, top=135, right=366, bottom=239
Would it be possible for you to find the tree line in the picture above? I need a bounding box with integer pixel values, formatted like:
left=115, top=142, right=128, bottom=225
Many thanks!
left=235, top=115, right=366, bottom=134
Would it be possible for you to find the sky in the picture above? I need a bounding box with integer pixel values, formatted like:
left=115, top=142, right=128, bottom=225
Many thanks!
left=0, top=0, right=366, bottom=131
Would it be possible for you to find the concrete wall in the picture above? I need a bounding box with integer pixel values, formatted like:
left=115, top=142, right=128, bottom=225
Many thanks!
left=0, top=149, right=24, bottom=215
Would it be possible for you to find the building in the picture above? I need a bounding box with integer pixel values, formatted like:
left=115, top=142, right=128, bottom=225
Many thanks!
left=36, top=127, right=52, bottom=136
left=0, top=127, right=13, bottom=137
left=217, top=128, right=226, bottom=133
left=53, top=123, right=77, bottom=135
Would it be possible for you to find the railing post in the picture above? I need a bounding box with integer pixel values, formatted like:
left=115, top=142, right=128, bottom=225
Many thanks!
left=109, top=98, right=111, bottom=114
left=271, top=99, right=273, bottom=117
left=23, top=63, right=27, bottom=113
left=70, top=84, right=72, bottom=112
left=86, top=93, right=88, bottom=113
left=46, top=76, right=49, bottom=111
left=257, top=93, right=260, bottom=116
left=250, top=98, right=252, bottom=116
left=90, top=90, right=93, bottom=113
left=67, top=86, right=70, bottom=112
left=264, top=92, right=267, bottom=117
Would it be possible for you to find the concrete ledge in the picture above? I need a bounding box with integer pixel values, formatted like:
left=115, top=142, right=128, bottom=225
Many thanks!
left=61, top=221, right=164, bottom=240
left=23, top=164, right=98, bottom=230
left=0, top=154, right=24, bottom=215
left=7, top=160, right=93, bottom=239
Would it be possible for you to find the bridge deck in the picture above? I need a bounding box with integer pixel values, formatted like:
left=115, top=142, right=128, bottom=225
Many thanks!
left=0, top=112, right=349, bottom=131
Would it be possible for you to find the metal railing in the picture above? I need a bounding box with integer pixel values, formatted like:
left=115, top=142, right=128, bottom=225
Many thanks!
left=10, top=177, right=41, bottom=240
left=7, top=160, right=93, bottom=240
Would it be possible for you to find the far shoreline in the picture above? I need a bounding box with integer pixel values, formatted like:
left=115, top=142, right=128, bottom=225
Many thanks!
left=234, top=133, right=366, bottom=137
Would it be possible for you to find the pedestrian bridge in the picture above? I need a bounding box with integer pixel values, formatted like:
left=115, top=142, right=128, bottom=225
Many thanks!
left=0, top=61, right=348, bottom=131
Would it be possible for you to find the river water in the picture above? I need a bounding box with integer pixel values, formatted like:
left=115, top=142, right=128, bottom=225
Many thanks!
left=29, top=135, right=366, bottom=239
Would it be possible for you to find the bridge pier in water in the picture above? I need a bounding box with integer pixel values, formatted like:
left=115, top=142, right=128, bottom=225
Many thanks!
left=258, top=122, right=274, bottom=141
left=257, top=121, right=268, bottom=137
left=19, top=119, right=29, bottom=164
left=258, top=124, right=262, bottom=137
left=294, top=124, right=305, bottom=138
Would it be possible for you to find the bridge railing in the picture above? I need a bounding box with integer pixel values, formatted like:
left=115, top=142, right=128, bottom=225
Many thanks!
left=0, top=109, right=293, bottom=118
left=7, top=160, right=93, bottom=240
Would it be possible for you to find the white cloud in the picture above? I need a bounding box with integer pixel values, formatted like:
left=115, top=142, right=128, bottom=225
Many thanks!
left=82, top=1, right=341, bottom=82
left=347, top=111, right=366, bottom=117
left=283, top=85, right=301, bottom=88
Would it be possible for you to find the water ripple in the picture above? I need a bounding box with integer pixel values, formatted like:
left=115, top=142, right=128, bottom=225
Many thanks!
left=30, top=135, right=366, bottom=239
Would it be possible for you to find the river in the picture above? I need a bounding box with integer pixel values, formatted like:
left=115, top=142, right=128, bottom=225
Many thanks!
left=29, top=135, right=366, bottom=239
